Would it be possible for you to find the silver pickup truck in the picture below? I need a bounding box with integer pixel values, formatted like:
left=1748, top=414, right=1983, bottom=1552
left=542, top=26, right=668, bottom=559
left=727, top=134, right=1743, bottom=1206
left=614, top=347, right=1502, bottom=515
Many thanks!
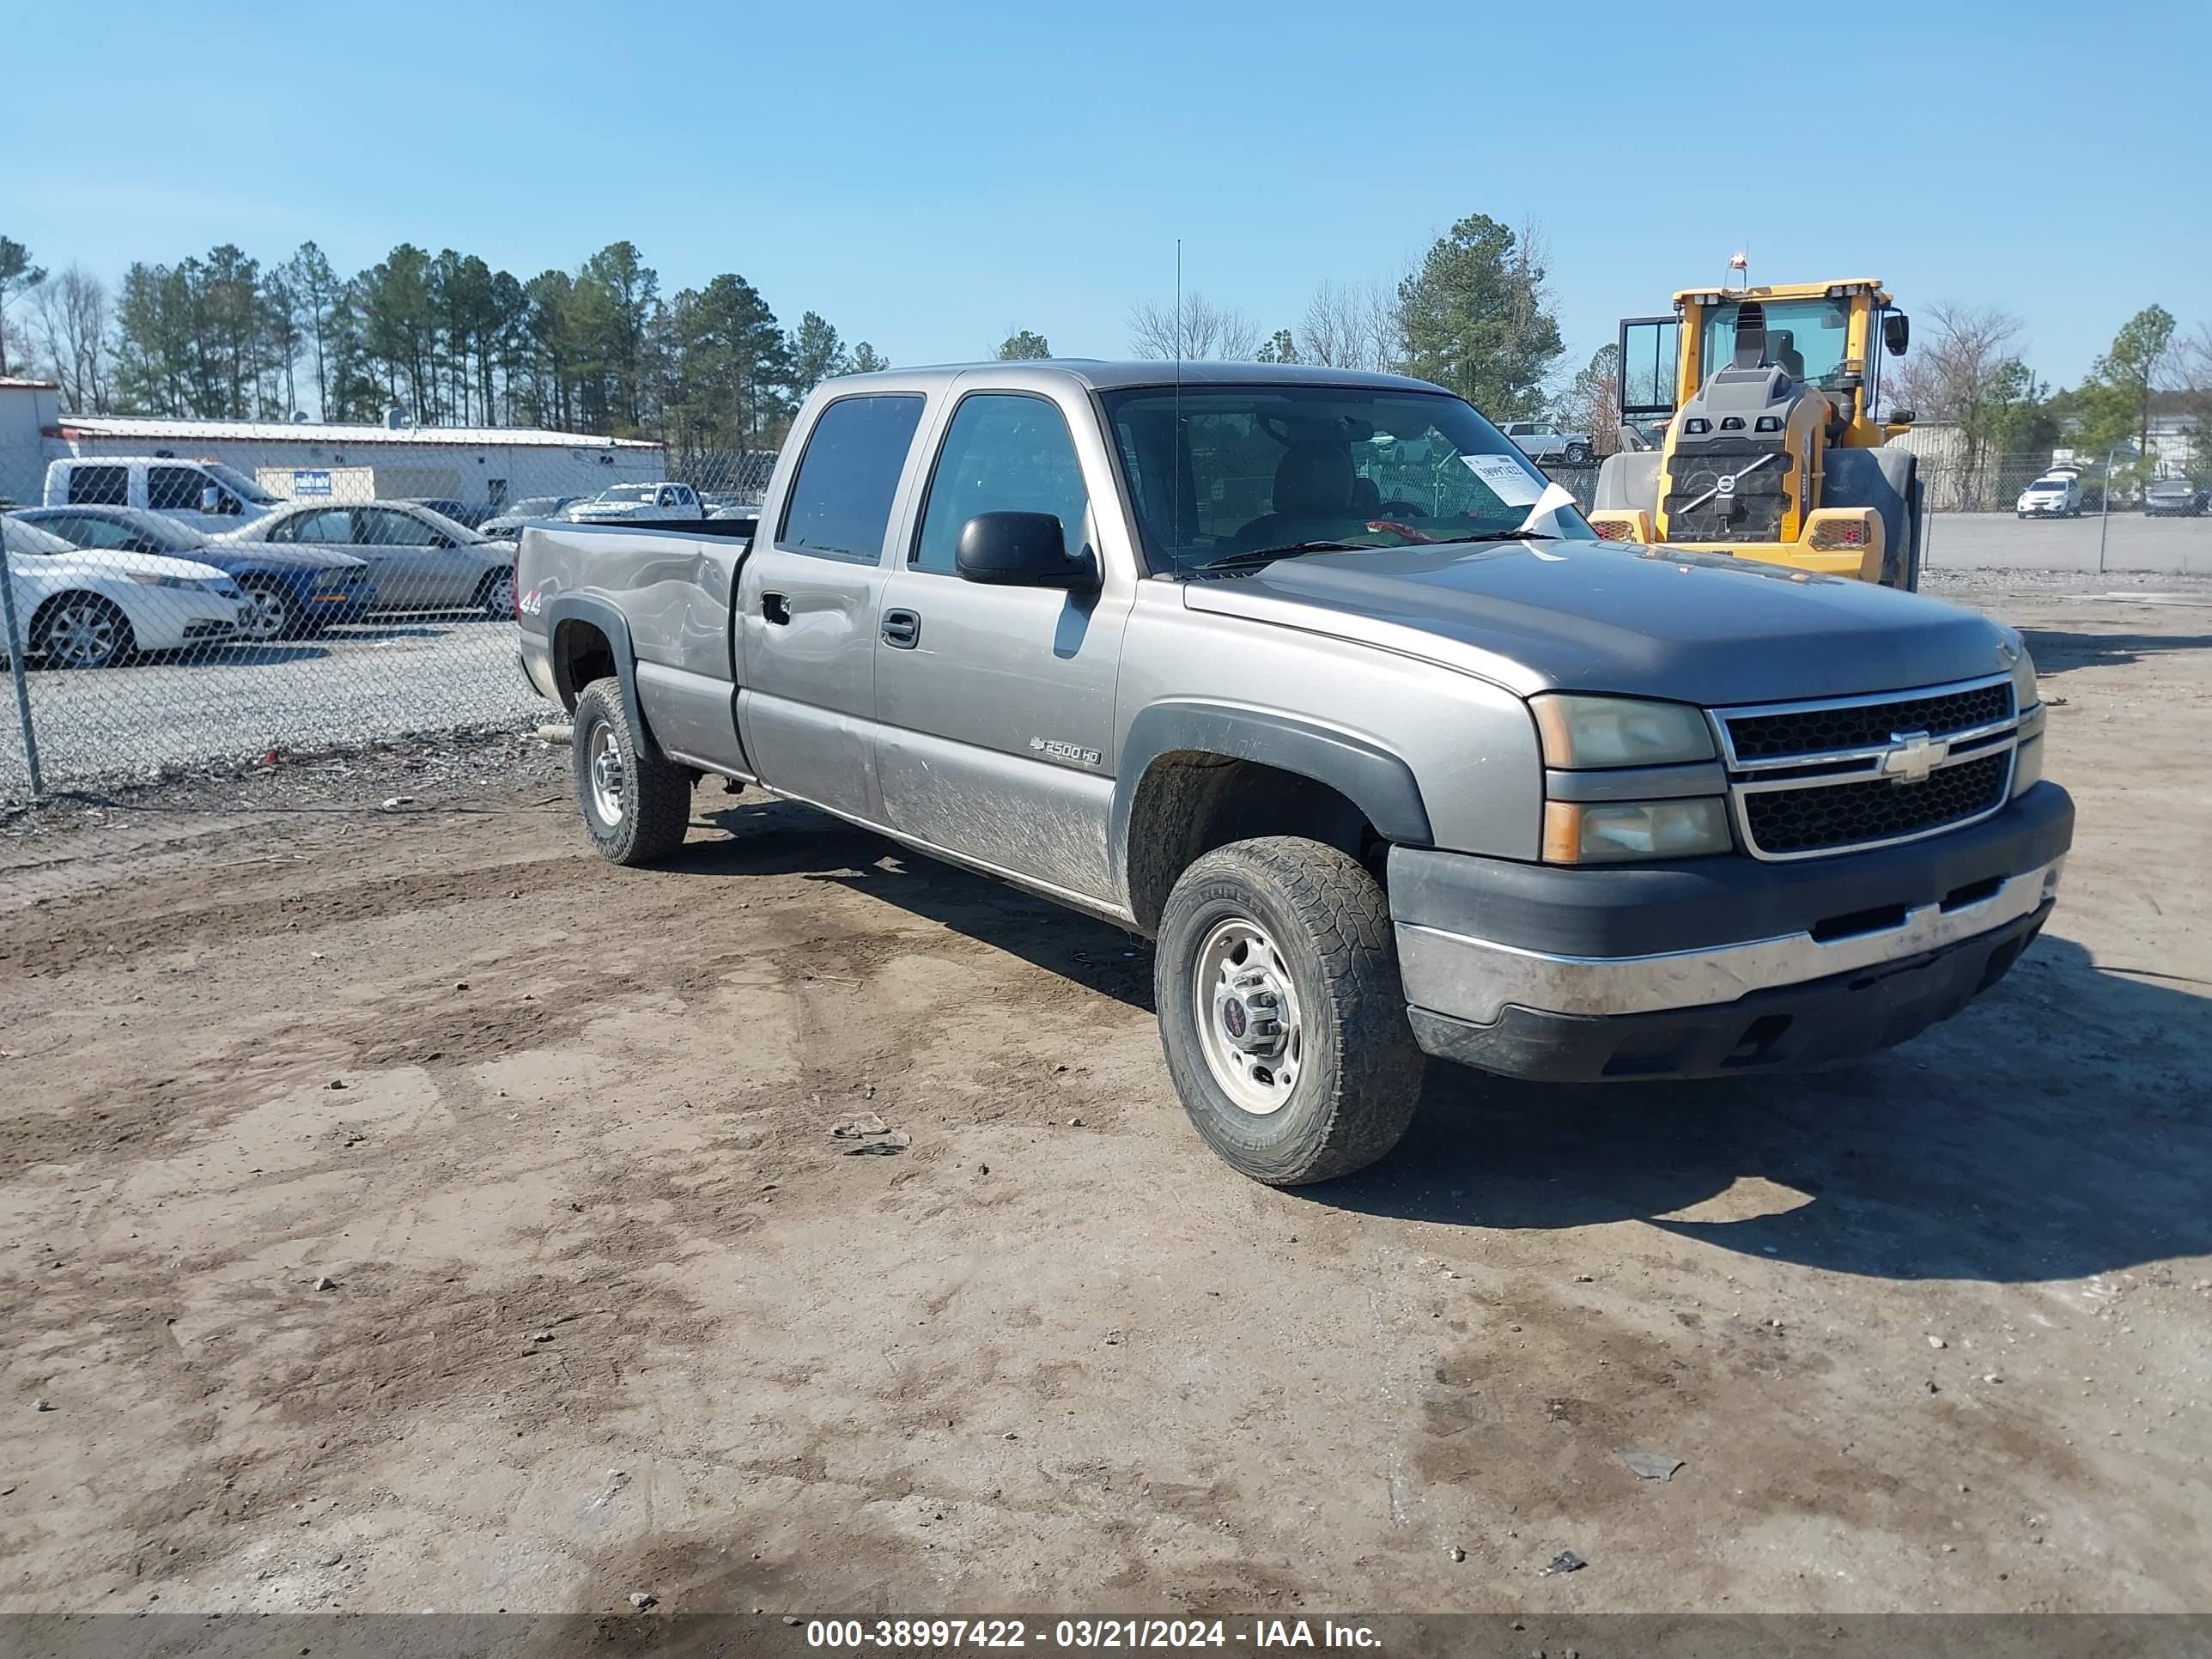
left=517, top=362, right=2072, bottom=1186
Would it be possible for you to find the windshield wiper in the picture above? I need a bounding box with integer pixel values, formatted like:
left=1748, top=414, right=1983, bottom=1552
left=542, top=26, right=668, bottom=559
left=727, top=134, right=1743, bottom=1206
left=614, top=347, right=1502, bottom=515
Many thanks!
left=1190, top=541, right=1364, bottom=572
left=1450, top=529, right=1566, bottom=544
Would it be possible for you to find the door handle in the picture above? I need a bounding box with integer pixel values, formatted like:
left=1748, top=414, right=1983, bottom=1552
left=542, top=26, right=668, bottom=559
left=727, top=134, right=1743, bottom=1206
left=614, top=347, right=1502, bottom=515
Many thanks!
left=761, top=591, right=791, bottom=625
left=880, top=608, right=921, bottom=649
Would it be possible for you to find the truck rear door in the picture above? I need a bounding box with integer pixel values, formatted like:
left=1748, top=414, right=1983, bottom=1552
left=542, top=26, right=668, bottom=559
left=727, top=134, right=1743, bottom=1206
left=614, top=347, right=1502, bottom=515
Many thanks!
left=733, top=392, right=927, bottom=822
left=872, top=386, right=1130, bottom=902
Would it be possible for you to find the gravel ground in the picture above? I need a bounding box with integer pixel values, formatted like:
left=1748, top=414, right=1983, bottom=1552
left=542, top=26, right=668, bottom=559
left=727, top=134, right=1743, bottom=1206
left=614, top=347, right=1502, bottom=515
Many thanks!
left=0, top=617, right=540, bottom=801
left=0, top=585, right=2207, bottom=1620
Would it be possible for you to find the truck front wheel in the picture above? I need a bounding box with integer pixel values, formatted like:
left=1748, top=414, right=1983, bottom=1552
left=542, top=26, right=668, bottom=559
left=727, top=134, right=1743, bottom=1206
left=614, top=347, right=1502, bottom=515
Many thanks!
left=572, top=678, right=693, bottom=866
left=1155, top=836, right=1424, bottom=1186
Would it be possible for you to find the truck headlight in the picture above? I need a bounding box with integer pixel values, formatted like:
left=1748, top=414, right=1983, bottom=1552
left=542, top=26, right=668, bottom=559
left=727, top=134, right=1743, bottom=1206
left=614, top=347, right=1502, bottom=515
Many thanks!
left=1530, top=694, right=1717, bottom=768
left=2008, top=643, right=2039, bottom=713
left=1543, top=798, right=1733, bottom=863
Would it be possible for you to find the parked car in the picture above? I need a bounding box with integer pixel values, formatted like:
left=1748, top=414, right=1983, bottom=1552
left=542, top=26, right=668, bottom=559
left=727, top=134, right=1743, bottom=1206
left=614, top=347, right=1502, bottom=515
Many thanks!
left=222, top=501, right=516, bottom=618
left=2016, top=475, right=2081, bottom=519
left=43, top=456, right=289, bottom=534
left=401, top=497, right=499, bottom=531
left=2, top=514, right=243, bottom=669
left=2142, top=477, right=2204, bottom=518
left=1498, top=420, right=1592, bottom=465
left=565, top=483, right=706, bottom=523
left=516, top=360, right=2069, bottom=1188
left=479, top=496, right=580, bottom=540
left=13, top=505, right=375, bottom=641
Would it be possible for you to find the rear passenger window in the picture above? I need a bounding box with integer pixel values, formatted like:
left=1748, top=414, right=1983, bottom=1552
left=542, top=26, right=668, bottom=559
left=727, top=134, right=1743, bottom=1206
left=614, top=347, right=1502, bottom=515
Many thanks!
left=66, top=465, right=129, bottom=506
left=777, top=394, right=925, bottom=562
left=147, top=466, right=207, bottom=511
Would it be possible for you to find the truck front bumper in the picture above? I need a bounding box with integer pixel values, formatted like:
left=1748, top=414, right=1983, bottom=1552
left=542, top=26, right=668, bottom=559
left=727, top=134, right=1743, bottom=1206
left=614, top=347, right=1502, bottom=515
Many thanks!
left=1389, top=782, right=2073, bottom=1082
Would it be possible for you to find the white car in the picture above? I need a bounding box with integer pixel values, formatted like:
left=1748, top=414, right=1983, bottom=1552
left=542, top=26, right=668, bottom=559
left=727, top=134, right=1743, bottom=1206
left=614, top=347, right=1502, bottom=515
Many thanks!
left=2016, top=476, right=2081, bottom=519
left=3, top=515, right=244, bottom=669
left=565, top=483, right=705, bottom=523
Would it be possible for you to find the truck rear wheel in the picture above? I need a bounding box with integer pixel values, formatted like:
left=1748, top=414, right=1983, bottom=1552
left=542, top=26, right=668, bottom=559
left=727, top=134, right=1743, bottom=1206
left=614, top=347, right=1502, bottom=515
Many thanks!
left=1155, top=836, right=1424, bottom=1186
left=572, top=678, right=692, bottom=866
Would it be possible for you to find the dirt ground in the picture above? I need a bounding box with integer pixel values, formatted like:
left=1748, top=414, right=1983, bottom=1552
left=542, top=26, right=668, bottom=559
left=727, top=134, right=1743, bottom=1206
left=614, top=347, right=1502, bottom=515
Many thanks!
left=3, top=577, right=2209, bottom=1620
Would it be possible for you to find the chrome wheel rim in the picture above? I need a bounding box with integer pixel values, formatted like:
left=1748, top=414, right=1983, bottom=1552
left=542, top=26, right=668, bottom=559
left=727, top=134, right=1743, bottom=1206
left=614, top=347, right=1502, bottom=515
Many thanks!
left=1193, top=916, right=1303, bottom=1115
left=587, top=724, right=625, bottom=825
left=242, top=588, right=289, bottom=641
left=486, top=571, right=516, bottom=615
left=47, top=602, right=120, bottom=667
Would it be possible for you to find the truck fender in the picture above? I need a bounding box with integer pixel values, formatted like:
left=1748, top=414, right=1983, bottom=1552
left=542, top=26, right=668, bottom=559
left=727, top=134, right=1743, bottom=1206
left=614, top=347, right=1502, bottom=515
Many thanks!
left=542, top=593, right=665, bottom=763
left=1111, top=702, right=1433, bottom=905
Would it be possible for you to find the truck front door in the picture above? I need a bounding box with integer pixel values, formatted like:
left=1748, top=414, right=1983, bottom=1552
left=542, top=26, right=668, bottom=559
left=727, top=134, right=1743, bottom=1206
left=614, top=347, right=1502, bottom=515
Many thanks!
left=872, top=389, right=1130, bottom=903
left=735, top=392, right=926, bottom=822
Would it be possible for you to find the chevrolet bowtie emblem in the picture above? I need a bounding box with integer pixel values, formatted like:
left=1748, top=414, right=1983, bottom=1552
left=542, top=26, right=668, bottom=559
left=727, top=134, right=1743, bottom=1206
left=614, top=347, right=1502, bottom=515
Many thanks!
left=1880, top=729, right=1948, bottom=785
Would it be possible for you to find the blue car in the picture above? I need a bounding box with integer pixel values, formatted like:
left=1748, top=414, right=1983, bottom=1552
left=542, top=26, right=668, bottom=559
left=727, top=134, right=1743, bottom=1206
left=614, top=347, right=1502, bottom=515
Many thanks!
left=13, top=504, right=376, bottom=641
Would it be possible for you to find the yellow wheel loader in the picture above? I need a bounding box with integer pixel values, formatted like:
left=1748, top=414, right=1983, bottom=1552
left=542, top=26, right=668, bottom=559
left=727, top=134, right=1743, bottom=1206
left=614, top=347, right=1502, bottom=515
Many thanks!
left=1590, top=278, right=1923, bottom=587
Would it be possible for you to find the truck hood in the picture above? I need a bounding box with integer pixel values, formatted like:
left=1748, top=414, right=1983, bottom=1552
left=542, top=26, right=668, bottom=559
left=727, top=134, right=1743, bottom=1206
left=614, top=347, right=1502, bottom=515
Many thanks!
left=1179, top=540, right=2016, bottom=705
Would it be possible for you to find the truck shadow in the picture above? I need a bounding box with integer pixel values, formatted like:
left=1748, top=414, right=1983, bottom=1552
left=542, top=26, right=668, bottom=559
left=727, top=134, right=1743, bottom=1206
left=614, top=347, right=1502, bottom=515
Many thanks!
left=2018, top=626, right=2212, bottom=676
left=680, top=795, right=2209, bottom=1285
left=1324, top=930, right=2212, bottom=1284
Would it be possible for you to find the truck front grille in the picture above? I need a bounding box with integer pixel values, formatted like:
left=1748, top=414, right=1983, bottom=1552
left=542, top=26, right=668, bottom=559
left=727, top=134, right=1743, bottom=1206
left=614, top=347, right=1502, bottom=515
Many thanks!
left=1725, top=682, right=2014, bottom=762
left=1742, top=751, right=2011, bottom=856
left=1715, top=673, right=2023, bottom=860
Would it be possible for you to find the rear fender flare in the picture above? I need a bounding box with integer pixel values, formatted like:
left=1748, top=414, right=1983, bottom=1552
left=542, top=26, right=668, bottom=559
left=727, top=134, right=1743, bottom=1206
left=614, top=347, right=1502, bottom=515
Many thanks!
left=543, top=593, right=664, bottom=761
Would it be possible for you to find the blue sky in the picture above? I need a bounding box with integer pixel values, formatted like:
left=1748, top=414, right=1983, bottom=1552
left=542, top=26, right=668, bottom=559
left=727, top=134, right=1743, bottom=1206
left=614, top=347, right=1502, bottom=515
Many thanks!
left=5, top=0, right=2207, bottom=392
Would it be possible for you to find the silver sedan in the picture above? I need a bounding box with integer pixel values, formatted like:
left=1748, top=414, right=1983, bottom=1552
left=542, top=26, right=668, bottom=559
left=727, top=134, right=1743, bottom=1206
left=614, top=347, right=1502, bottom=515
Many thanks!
left=219, top=501, right=517, bottom=617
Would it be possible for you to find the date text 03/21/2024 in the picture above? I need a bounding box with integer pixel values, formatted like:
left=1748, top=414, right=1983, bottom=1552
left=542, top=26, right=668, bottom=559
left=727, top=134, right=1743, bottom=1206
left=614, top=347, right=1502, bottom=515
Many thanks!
left=805, top=1619, right=1383, bottom=1650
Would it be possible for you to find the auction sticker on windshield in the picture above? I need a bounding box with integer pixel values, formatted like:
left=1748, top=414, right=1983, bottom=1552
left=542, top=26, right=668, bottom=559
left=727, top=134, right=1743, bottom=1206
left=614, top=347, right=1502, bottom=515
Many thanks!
left=1460, top=453, right=1543, bottom=504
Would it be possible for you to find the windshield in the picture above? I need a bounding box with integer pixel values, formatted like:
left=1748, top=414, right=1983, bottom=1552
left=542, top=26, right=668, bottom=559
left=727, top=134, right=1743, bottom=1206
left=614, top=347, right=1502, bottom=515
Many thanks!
left=115, top=507, right=208, bottom=550
left=410, top=504, right=485, bottom=543
left=2027, top=482, right=2066, bottom=493
left=508, top=497, right=566, bottom=515
left=596, top=486, right=654, bottom=504
left=1100, top=386, right=1592, bottom=573
left=3, top=516, right=77, bottom=556
left=1701, top=298, right=1852, bottom=391
left=203, top=463, right=281, bottom=507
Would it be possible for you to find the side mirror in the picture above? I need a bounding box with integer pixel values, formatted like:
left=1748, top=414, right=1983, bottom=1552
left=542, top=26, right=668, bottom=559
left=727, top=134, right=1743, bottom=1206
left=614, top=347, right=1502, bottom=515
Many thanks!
left=1888, top=407, right=1917, bottom=425
left=200, top=487, right=223, bottom=514
left=1883, top=312, right=1911, bottom=356
left=954, top=511, right=1097, bottom=589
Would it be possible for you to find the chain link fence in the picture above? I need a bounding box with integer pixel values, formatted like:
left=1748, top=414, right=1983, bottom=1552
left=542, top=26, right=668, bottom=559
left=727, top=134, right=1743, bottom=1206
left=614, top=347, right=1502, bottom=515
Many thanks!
left=0, top=433, right=770, bottom=799
left=3, top=430, right=2207, bottom=803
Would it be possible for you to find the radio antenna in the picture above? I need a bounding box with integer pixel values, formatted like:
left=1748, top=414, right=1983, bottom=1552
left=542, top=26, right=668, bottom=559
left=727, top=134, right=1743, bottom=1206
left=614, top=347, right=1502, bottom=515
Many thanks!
left=1172, top=238, right=1183, bottom=556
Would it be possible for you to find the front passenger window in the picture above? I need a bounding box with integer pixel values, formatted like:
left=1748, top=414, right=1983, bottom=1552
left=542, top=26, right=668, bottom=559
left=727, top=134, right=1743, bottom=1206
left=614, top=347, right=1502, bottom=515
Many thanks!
left=913, top=394, right=1090, bottom=576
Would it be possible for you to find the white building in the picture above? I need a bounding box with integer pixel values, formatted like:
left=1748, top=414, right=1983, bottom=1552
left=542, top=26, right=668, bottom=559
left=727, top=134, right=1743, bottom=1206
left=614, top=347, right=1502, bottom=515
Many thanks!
left=17, top=409, right=666, bottom=512
left=0, top=378, right=64, bottom=504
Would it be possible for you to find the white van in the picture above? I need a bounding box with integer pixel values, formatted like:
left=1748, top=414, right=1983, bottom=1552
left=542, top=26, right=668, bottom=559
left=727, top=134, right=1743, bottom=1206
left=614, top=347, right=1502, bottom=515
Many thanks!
left=44, top=457, right=288, bottom=534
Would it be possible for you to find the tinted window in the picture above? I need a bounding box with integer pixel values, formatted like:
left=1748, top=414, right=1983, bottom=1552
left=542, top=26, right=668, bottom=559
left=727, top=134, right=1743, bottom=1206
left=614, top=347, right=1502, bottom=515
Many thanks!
left=778, top=394, right=926, bottom=562
left=61, top=515, right=137, bottom=550
left=147, top=465, right=208, bottom=512
left=914, top=395, right=1090, bottom=576
left=293, top=510, right=356, bottom=544
left=356, top=508, right=434, bottom=546
left=65, top=465, right=129, bottom=506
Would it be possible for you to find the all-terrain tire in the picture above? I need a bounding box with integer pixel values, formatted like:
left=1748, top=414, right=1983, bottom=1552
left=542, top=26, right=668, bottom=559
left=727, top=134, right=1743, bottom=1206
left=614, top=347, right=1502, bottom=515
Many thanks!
left=1155, top=836, right=1424, bottom=1185
left=572, top=677, right=692, bottom=866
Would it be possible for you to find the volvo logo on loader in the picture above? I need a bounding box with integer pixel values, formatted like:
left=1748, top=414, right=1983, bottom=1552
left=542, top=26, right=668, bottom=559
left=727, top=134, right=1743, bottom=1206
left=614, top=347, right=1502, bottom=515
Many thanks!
left=1879, top=730, right=1948, bottom=786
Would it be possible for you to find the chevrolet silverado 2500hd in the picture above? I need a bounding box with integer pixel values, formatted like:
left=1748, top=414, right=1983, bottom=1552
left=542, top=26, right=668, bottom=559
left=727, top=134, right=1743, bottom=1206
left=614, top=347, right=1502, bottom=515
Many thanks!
left=516, top=362, right=2071, bottom=1186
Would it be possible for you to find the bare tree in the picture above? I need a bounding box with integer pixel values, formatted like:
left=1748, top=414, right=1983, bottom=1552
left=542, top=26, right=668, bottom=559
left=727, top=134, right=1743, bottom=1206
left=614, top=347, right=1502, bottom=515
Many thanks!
left=30, top=265, right=112, bottom=412
left=1499, top=217, right=1559, bottom=403
left=1298, top=277, right=1399, bottom=372
left=1127, top=291, right=1262, bottom=361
